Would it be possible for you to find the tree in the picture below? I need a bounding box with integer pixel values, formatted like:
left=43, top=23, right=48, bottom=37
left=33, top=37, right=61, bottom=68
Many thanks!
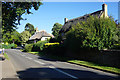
left=21, top=31, right=31, bottom=44
left=25, top=23, right=35, bottom=35
left=3, top=30, right=21, bottom=45
left=118, top=24, right=120, bottom=43
left=2, top=2, right=42, bottom=34
left=65, top=16, right=118, bottom=51
left=52, top=23, right=62, bottom=38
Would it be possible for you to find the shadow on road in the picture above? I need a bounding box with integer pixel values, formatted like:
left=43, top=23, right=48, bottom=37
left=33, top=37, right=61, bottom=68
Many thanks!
left=16, top=67, right=120, bottom=80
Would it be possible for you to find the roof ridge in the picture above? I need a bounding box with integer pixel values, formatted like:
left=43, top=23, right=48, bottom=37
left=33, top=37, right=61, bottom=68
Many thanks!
left=67, top=10, right=103, bottom=22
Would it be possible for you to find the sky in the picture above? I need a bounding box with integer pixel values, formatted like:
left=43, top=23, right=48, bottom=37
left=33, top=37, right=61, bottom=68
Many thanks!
left=16, top=2, right=118, bottom=34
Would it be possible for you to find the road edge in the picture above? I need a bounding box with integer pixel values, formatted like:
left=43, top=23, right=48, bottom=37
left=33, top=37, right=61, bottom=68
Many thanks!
left=67, top=61, right=120, bottom=76
left=2, top=53, right=19, bottom=79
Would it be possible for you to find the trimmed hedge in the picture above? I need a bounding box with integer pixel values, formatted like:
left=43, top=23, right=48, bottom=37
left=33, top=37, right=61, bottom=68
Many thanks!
left=43, top=43, right=66, bottom=56
left=24, top=41, right=48, bottom=52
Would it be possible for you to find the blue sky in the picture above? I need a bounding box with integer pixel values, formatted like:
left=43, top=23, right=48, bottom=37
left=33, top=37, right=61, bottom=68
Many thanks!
left=17, top=2, right=118, bottom=34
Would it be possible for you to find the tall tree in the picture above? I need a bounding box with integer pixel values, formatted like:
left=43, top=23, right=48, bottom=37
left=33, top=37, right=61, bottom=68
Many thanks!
left=52, top=23, right=62, bottom=38
left=3, top=30, right=21, bottom=45
left=21, top=31, right=31, bottom=44
left=25, top=23, right=35, bottom=35
left=2, top=2, right=42, bottom=34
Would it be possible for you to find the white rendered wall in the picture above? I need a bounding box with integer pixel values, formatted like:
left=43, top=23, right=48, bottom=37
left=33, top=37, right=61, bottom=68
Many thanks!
left=41, top=37, right=51, bottom=41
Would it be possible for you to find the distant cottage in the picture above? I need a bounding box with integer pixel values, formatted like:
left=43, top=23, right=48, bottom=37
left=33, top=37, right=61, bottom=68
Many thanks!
left=59, top=4, right=108, bottom=39
left=29, top=27, right=54, bottom=43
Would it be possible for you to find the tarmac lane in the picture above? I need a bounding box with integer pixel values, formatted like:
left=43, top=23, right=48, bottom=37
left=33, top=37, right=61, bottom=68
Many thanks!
left=4, top=49, right=120, bottom=80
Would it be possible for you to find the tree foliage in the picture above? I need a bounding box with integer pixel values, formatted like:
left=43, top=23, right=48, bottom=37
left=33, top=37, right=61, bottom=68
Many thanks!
left=52, top=23, right=62, bottom=38
left=2, top=2, right=42, bottom=33
left=3, top=30, right=21, bottom=45
left=21, top=31, right=31, bottom=44
left=65, top=16, right=118, bottom=50
left=25, top=23, right=35, bottom=35
left=116, top=23, right=120, bottom=43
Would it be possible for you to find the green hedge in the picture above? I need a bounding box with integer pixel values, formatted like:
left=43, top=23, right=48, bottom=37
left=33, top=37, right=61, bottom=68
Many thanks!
left=14, top=44, right=18, bottom=48
left=2, top=43, right=17, bottom=49
left=32, top=41, right=48, bottom=52
left=65, top=16, right=118, bottom=51
left=43, top=43, right=66, bottom=56
left=24, top=41, right=48, bottom=52
left=25, top=44, right=33, bottom=52
left=111, top=44, right=120, bottom=50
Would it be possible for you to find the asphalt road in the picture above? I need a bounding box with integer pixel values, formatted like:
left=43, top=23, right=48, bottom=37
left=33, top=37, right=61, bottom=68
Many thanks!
left=6, top=49, right=120, bottom=80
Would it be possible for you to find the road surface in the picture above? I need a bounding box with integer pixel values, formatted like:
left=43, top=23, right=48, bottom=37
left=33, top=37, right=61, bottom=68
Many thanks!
left=5, top=49, right=120, bottom=80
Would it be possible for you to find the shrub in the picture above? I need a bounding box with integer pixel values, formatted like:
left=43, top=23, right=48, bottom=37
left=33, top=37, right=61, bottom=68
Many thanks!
left=2, top=43, right=17, bottom=49
left=2, top=44, right=9, bottom=49
left=44, top=42, right=59, bottom=46
left=32, top=41, right=48, bottom=52
left=65, top=16, right=118, bottom=51
left=49, top=36, right=62, bottom=43
left=25, top=44, right=33, bottom=52
left=111, top=44, right=120, bottom=50
left=43, top=42, right=66, bottom=56
left=14, top=44, right=17, bottom=48
left=11, top=43, right=15, bottom=49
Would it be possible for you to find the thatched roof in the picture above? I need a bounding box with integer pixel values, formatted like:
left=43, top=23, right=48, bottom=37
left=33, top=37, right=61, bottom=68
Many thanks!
left=29, top=30, right=54, bottom=40
left=59, top=10, right=103, bottom=33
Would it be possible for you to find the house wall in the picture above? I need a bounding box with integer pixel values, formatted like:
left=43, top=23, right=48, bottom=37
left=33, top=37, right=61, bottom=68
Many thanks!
left=41, top=37, right=51, bottom=41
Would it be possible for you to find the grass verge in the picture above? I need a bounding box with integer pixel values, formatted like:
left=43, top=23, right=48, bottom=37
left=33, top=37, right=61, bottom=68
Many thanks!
left=20, top=49, right=25, bottom=52
left=68, top=60, right=120, bottom=74
left=25, top=51, right=120, bottom=74
left=4, top=53, right=9, bottom=60
left=28, top=52, right=40, bottom=55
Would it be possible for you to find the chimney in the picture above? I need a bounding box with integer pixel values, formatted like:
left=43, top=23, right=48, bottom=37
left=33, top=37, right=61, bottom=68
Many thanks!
left=64, top=18, right=68, bottom=23
left=102, top=4, right=108, bottom=18
left=35, top=27, right=39, bottom=32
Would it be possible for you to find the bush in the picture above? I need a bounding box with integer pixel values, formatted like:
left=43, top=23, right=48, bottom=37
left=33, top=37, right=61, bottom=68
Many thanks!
left=32, top=41, right=48, bottom=52
left=65, top=16, right=118, bottom=51
left=111, top=44, right=120, bottom=50
left=25, top=44, right=33, bottom=52
left=49, top=36, right=62, bottom=43
left=43, top=42, right=66, bottom=56
left=2, top=43, right=17, bottom=49
left=11, top=43, right=15, bottom=49
left=44, top=42, right=59, bottom=47
left=14, top=44, right=17, bottom=48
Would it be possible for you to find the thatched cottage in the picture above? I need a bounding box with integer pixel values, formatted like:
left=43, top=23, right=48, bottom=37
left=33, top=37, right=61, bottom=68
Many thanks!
left=29, top=28, right=54, bottom=43
left=59, top=4, right=108, bottom=39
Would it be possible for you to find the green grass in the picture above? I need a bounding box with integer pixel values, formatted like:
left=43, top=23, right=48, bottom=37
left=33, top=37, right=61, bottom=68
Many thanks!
left=68, top=60, right=120, bottom=74
left=26, top=51, right=120, bottom=74
left=20, top=49, right=25, bottom=52
left=28, top=52, right=45, bottom=57
left=28, top=52, right=39, bottom=55
left=4, top=53, right=9, bottom=60
left=28, top=51, right=68, bottom=60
